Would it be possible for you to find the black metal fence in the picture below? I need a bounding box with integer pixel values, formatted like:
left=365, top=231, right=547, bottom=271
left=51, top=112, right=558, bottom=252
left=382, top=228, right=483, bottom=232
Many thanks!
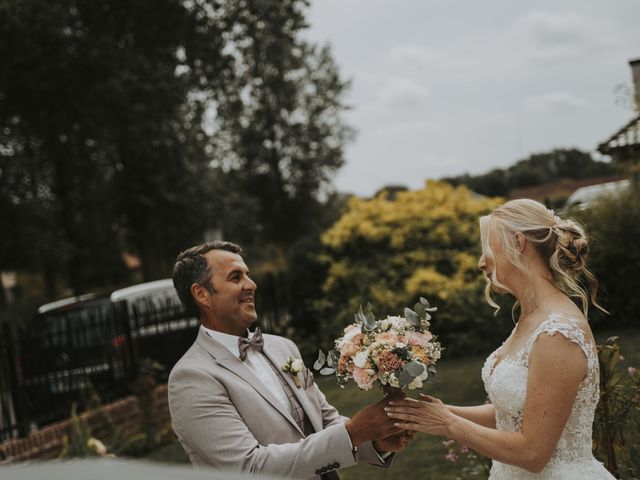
left=0, top=275, right=293, bottom=442
left=0, top=296, right=200, bottom=442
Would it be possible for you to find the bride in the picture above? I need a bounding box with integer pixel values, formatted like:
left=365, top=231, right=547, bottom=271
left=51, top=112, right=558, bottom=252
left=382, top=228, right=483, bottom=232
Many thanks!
left=386, top=199, right=615, bottom=479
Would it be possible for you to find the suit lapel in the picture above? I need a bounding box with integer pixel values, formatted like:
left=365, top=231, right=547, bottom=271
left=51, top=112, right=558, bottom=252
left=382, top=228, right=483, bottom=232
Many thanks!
left=262, top=342, right=323, bottom=434
left=195, top=327, right=301, bottom=433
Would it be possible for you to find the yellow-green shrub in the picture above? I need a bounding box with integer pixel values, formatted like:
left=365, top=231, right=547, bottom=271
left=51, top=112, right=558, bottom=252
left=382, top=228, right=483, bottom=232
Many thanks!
left=317, top=180, right=507, bottom=356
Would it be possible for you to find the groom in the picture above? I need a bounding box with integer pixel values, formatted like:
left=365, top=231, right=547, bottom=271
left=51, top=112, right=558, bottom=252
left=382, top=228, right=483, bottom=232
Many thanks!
left=168, top=241, right=409, bottom=479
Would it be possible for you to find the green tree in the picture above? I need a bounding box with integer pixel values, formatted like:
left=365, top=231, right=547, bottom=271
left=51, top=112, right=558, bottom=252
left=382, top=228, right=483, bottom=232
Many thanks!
left=444, top=149, right=615, bottom=198
left=207, top=0, right=353, bottom=248
left=0, top=0, right=228, bottom=289
left=1, top=0, right=352, bottom=296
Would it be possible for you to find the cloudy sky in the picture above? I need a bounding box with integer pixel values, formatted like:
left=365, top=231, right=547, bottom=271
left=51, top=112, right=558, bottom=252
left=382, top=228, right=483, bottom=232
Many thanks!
left=304, top=0, right=640, bottom=196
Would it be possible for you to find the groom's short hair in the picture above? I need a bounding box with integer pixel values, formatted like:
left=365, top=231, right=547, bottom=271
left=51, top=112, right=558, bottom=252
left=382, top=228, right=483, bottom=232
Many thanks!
left=172, top=241, right=242, bottom=318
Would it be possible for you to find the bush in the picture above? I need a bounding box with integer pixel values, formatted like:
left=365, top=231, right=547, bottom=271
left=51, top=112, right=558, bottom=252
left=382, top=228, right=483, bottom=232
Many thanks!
left=316, top=181, right=508, bottom=356
left=574, top=189, right=640, bottom=328
left=594, top=337, right=640, bottom=479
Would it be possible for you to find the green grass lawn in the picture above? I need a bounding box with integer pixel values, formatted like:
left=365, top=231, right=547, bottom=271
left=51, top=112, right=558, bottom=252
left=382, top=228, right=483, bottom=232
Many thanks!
left=320, top=354, right=489, bottom=480
left=146, top=327, right=640, bottom=479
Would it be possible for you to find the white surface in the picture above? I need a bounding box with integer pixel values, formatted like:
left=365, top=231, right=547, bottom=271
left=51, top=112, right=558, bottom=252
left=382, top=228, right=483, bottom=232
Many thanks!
left=110, top=279, right=175, bottom=303
left=0, top=458, right=270, bottom=480
left=565, top=179, right=629, bottom=208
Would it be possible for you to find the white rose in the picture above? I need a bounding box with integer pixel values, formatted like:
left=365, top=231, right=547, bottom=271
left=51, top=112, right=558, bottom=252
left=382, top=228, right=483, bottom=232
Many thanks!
left=379, top=319, right=391, bottom=331
left=338, top=325, right=362, bottom=348
left=353, top=351, right=369, bottom=369
left=291, top=359, right=304, bottom=373
left=389, top=317, right=405, bottom=331
left=408, top=378, right=423, bottom=390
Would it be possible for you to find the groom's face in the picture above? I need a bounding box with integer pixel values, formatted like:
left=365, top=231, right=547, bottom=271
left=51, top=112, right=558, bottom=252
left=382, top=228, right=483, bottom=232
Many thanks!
left=203, top=250, right=258, bottom=334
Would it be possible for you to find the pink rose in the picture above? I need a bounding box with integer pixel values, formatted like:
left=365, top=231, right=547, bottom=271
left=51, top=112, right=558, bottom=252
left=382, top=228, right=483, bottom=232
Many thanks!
left=340, top=340, right=359, bottom=357
left=337, top=356, right=354, bottom=375
left=405, top=331, right=432, bottom=347
left=375, top=332, right=399, bottom=344
left=352, top=333, right=364, bottom=347
left=376, top=351, right=403, bottom=373
left=352, top=367, right=375, bottom=390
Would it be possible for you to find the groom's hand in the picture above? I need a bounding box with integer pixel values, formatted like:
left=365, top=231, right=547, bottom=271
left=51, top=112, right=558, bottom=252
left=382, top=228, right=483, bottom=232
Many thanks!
left=345, top=398, right=401, bottom=446
left=374, top=431, right=414, bottom=453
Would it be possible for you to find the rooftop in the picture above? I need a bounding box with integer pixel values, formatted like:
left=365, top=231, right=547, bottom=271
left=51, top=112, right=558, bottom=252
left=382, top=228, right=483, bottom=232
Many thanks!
left=598, top=114, right=640, bottom=155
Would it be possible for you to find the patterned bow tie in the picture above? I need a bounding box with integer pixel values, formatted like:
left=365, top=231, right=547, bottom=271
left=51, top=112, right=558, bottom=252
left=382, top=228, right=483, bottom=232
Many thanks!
left=238, top=328, right=264, bottom=361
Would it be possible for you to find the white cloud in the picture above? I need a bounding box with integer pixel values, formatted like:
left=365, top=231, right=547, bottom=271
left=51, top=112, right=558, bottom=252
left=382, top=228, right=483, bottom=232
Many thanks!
left=523, top=91, right=591, bottom=112
left=377, top=120, right=436, bottom=139
left=348, top=73, right=430, bottom=125
left=377, top=77, right=430, bottom=108
left=518, top=11, right=592, bottom=45
left=383, top=44, right=462, bottom=74
left=513, top=11, right=614, bottom=62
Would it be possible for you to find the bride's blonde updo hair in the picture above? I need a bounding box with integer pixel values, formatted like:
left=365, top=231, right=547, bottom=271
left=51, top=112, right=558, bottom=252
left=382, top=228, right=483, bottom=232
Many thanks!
left=479, top=198, right=606, bottom=317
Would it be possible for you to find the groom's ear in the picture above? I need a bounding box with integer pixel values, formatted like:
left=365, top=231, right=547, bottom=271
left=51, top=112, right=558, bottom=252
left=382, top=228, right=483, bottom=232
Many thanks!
left=191, top=283, right=211, bottom=310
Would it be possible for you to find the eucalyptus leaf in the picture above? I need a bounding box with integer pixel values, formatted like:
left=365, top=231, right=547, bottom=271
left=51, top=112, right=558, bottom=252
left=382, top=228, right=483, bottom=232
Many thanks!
left=320, top=367, right=335, bottom=375
left=404, top=307, right=419, bottom=325
left=398, top=369, right=414, bottom=388
left=425, top=307, right=438, bottom=312
left=327, top=349, right=340, bottom=368
left=423, top=313, right=432, bottom=321
left=419, top=297, right=429, bottom=306
left=313, top=349, right=326, bottom=370
left=362, top=309, right=377, bottom=331
left=363, top=319, right=378, bottom=332
left=426, top=372, right=439, bottom=385
left=404, top=361, right=426, bottom=377
left=414, top=303, right=425, bottom=316
left=365, top=302, right=374, bottom=314
left=427, top=364, right=437, bottom=376
left=357, top=305, right=367, bottom=324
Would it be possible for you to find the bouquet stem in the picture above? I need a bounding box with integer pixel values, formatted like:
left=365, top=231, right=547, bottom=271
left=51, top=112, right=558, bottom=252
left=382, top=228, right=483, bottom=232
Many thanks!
left=381, top=384, right=404, bottom=398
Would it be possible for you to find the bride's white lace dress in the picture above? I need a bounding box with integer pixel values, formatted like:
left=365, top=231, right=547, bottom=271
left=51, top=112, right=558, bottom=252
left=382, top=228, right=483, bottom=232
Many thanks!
left=481, top=313, right=615, bottom=479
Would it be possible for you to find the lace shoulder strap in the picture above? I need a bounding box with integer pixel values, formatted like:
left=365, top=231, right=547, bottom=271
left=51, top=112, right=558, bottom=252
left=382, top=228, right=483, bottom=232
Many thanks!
left=524, top=313, right=596, bottom=369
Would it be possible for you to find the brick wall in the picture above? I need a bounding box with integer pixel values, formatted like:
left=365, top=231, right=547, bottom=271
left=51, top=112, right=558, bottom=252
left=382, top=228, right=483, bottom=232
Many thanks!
left=0, top=384, right=169, bottom=463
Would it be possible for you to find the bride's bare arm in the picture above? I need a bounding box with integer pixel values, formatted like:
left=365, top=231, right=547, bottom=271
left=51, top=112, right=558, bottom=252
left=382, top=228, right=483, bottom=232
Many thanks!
left=445, top=404, right=495, bottom=429
left=387, top=333, right=587, bottom=473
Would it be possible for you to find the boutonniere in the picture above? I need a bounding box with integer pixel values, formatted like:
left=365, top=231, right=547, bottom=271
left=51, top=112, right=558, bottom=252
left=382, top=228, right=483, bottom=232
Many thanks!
left=281, top=357, right=305, bottom=387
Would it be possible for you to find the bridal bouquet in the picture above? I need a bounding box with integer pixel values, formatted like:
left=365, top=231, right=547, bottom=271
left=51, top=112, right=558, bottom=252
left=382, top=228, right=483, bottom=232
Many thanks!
left=315, top=298, right=443, bottom=393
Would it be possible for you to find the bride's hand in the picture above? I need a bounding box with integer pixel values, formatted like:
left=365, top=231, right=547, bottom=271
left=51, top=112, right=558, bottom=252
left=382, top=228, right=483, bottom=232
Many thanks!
left=385, top=394, right=455, bottom=436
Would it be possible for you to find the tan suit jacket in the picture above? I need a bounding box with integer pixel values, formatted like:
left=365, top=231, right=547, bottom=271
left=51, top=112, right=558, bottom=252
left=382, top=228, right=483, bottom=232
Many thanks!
left=168, top=326, right=390, bottom=479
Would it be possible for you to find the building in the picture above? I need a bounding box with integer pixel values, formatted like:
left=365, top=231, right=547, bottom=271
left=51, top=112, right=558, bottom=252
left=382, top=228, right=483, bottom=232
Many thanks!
left=598, top=58, right=640, bottom=188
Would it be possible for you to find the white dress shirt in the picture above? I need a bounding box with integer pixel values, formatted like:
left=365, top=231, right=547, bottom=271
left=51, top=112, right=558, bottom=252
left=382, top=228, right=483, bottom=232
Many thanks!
left=203, top=327, right=293, bottom=416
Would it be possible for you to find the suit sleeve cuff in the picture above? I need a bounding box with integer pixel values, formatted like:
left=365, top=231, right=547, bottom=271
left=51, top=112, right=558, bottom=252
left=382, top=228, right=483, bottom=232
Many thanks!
left=373, top=443, right=393, bottom=462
